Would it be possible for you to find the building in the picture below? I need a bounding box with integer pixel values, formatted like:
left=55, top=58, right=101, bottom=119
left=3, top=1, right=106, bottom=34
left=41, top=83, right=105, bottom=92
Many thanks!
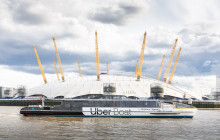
left=14, top=86, right=26, bottom=98
left=211, top=75, right=220, bottom=100
left=27, top=74, right=201, bottom=100
left=0, top=87, right=14, bottom=98
left=29, top=33, right=200, bottom=100
left=0, top=86, right=26, bottom=99
left=211, top=88, right=220, bottom=100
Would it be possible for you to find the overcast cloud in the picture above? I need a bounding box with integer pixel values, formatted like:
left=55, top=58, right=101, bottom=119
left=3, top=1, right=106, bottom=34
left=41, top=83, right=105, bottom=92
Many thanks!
left=0, top=0, right=220, bottom=94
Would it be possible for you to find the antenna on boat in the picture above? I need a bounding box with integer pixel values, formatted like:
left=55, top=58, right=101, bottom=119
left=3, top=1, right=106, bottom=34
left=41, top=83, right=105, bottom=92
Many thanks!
left=33, top=45, right=47, bottom=84
left=53, top=36, right=65, bottom=82
left=53, top=58, right=60, bottom=81
left=168, top=47, right=181, bottom=84
left=137, top=32, right=147, bottom=81
left=163, top=38, right=178, bottom=82
left=157, top=54, right=165, bottom=80
left=95, top=31, right=100, bottom=81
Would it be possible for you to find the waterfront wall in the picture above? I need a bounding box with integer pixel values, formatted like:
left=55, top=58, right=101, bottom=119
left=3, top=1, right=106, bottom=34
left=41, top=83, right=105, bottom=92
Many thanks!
left=0, top=99, right=219, bottom=108
left=189, top=101, right=220, bottom=108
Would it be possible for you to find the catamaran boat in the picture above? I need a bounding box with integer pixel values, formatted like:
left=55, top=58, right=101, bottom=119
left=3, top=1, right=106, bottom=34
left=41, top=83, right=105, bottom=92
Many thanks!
left=20, top=94, right=197, bottom=118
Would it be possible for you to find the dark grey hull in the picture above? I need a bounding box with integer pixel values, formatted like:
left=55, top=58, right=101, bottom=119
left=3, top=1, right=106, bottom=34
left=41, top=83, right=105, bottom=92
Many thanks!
left=20, top=99, right=196, bottom=118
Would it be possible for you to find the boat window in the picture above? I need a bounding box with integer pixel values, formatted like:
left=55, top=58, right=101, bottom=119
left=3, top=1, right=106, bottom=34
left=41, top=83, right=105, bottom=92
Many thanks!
left=65, top=103, right=70, bottom=108
left=43, top=107, right=50, bottom=110
left=104, top=96, right=112, bottom=99
left=113, top=96, right=121, bottom=99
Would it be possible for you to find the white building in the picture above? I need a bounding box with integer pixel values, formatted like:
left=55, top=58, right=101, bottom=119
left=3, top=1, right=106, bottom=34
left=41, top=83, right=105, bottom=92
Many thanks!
left=0, top=87, right=14, bottom=98
left=0, top=86, right=26, bottom=98
left=27, top=74, right=201, bottom=100
left=211, top=75, right=220, bottom=99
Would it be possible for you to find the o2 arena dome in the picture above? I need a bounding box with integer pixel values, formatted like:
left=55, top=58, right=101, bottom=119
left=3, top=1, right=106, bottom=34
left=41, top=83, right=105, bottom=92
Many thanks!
left=28, top=73, right=200, bottom=99
left=27, top=32, right=201, bottom=100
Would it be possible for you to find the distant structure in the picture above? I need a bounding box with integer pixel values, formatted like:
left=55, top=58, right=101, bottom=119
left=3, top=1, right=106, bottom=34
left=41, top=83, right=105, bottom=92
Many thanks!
left=0, top=86, right=26, bottom=98
left=14, top=86, right=26, bottom=98
left=0, top=87, right=14, bottom=98
left=211, top=75, right=220, bottom=100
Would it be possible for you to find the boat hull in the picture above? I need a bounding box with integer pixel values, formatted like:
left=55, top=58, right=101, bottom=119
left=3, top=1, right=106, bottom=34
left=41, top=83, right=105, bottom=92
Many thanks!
left=22, top=114, right=194, bottom=118
left=20, top=98, right=197, bottom=118
left=20, top=107, right=197, bottom=118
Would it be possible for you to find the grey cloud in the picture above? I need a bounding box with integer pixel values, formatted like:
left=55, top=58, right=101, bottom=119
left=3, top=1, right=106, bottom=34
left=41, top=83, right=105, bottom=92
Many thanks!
left=0, top=37, right=142, bottom=75
left=148, top=41, right=171, bottom=49
left=1, top=0, right=220, bottom=80
left=3, top=36, right=220, bottom=79
left=178, top=23, right=220, bottom=39
left=178, top=23, right=220, bottom=55
left=89, top=2, right=144, bottom=25
left=11, top=2, right=47, bottom=25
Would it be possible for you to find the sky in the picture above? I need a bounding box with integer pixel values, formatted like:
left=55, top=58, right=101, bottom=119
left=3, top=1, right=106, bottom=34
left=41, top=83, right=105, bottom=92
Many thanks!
left=0, top=0, right=220, bottom=95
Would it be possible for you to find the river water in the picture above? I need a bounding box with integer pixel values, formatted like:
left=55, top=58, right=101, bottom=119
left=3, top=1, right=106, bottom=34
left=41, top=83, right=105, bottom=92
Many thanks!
left=0, top=107, right=219, bottom=140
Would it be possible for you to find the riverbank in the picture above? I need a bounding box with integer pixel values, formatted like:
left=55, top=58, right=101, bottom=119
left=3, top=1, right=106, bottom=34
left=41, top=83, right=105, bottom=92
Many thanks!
left=198, top=108, right=220, bottom=110
left=0, top=99, right=220, bottom=109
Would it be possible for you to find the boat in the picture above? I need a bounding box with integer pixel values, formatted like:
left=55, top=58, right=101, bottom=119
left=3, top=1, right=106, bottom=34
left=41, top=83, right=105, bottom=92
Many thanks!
left=20, top=94, right=197, bottom=118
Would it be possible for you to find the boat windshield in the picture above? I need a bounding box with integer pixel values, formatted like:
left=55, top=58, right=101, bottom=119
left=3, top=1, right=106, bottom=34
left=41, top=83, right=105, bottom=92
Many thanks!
left=72, top=94, right=129, bottom=100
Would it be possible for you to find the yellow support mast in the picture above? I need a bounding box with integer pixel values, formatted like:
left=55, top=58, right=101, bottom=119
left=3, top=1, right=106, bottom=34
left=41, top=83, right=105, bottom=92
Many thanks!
left=53, top=58, right=60, bottom=81
left=78, top=61, right=82, bottom=77
left=53, top=37, right=65, bottom=82
left=163, top=38, right=178, bottom=82
left=33, top=45, right=47, bottom=84
left=107, top=62, right=109, bottom=75
left=137, top=32, right=147, bottom=81
left=95, top=32, right=100, bottom=81
left=157, top=54, right=165, bottom=80
left=168, top=47, right=182, bottom=84
left=135, top=59, right=139, bottom=76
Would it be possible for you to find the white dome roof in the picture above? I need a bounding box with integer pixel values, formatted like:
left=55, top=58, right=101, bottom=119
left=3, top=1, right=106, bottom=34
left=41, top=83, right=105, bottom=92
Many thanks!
left=27, top=74, right=201, bottom=99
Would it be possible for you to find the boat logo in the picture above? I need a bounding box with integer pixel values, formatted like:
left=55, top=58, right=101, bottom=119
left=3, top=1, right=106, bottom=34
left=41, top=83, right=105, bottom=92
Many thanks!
left=83, top=107, right=131, bottom=116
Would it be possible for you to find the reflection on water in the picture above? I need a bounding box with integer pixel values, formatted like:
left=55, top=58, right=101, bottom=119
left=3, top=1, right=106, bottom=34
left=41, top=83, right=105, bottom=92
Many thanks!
left=0, top=106, right=219, bottom=140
